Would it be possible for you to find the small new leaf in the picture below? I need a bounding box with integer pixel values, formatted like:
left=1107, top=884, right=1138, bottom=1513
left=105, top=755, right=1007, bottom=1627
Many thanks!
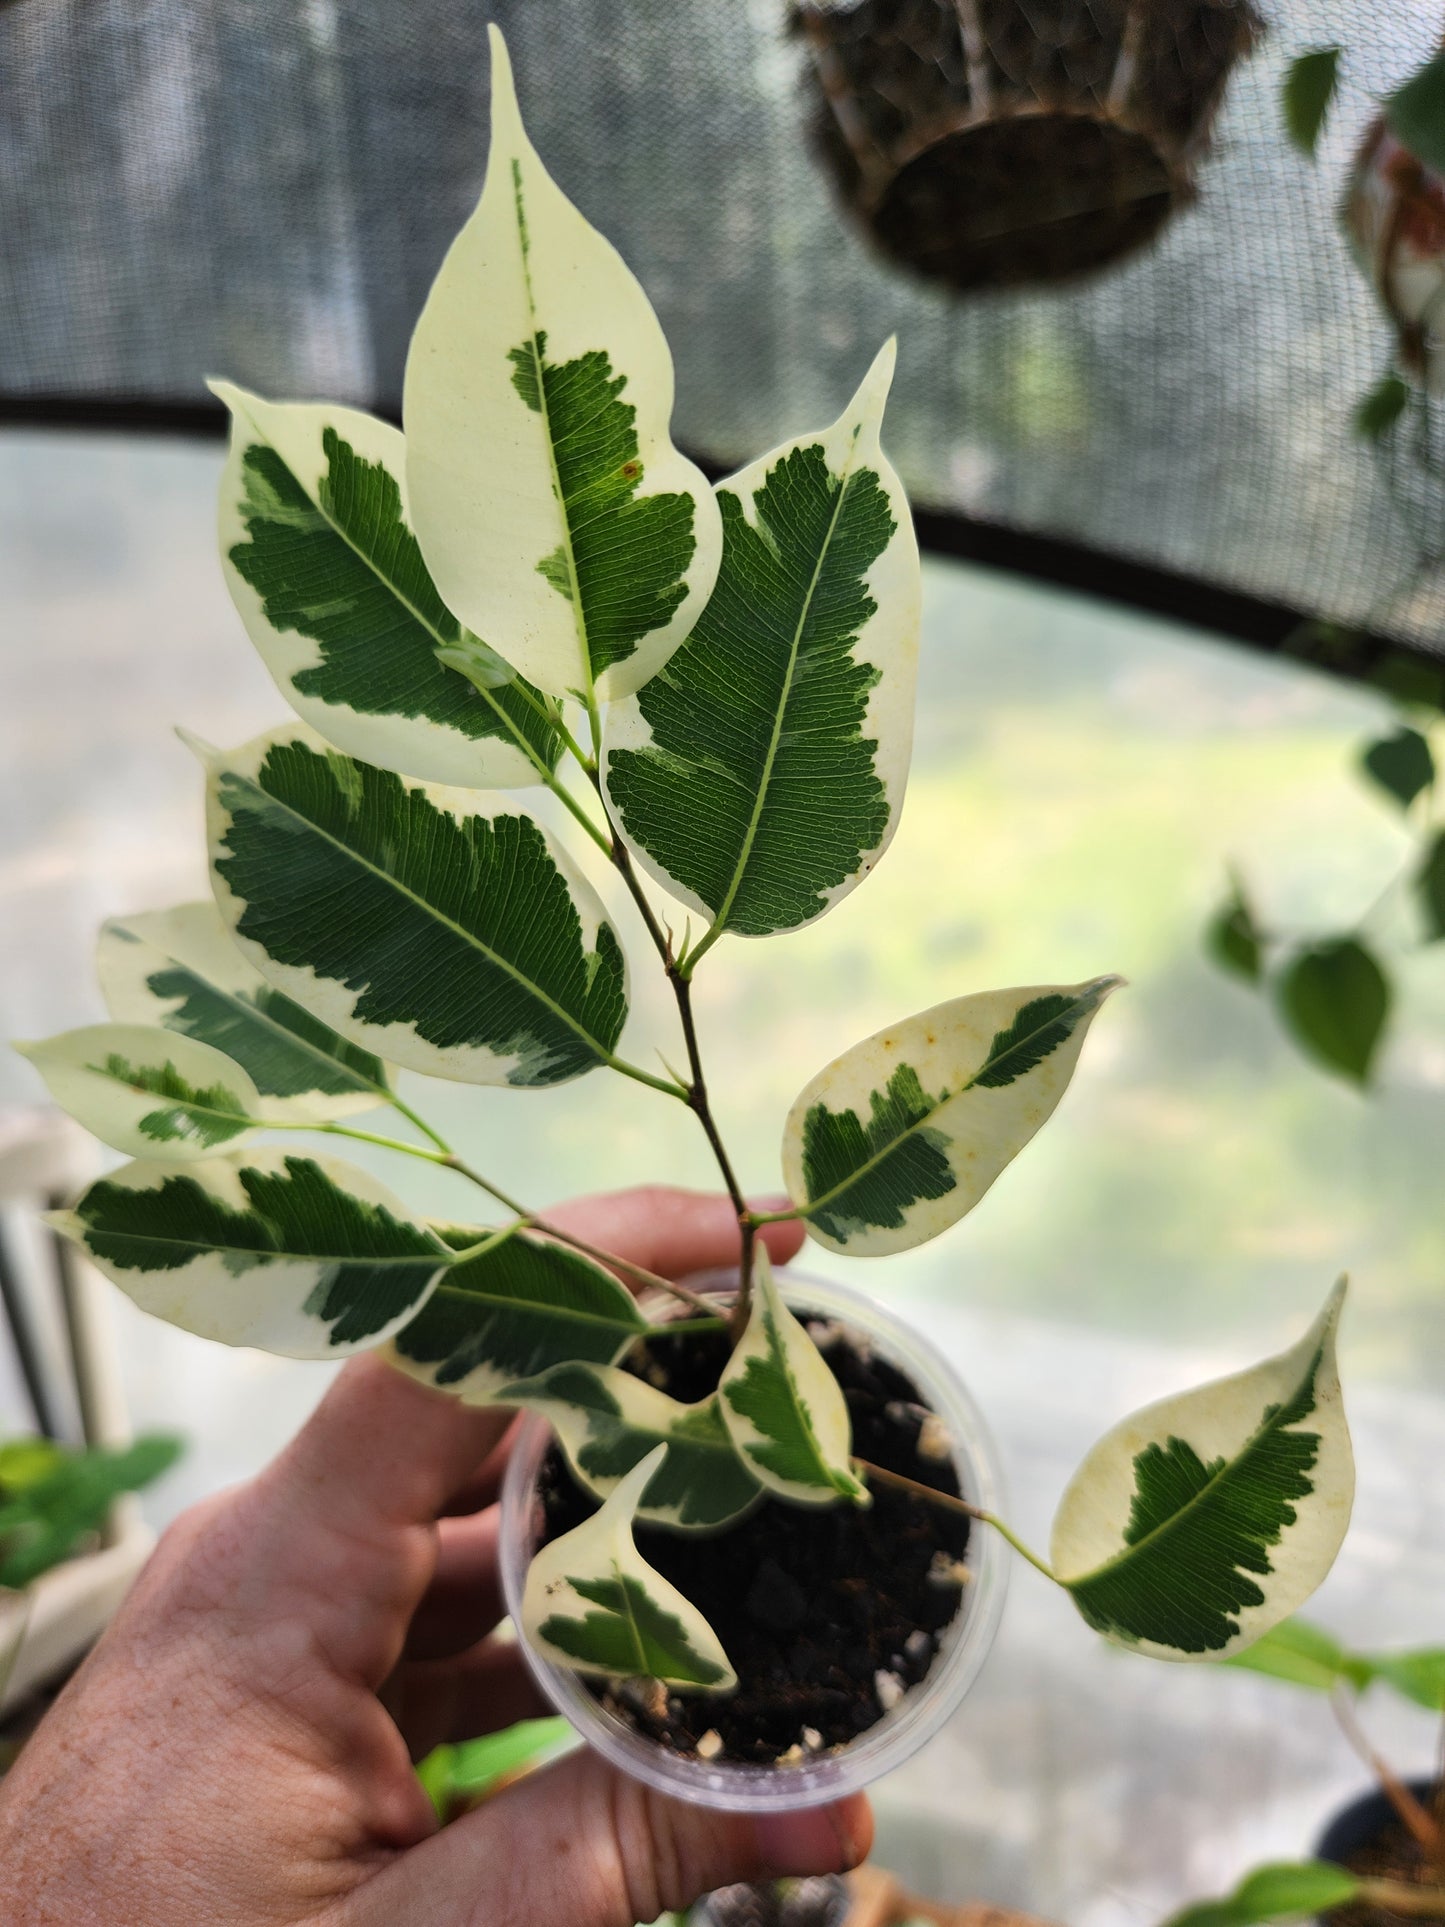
left=17, top=1024, right=264, bottom=1161
left=202, top=725, right=628, bottom=1087
left=783, top=977, right=1120, bottom=1256
left=501, top=1362, right=762, bottom=1531
left=388, top=1230, right=647, bottom=1404
left=403, top=28, right=721, bottom=705
left=51, top=1149, right=451, bottom=1358
left=1162, top=1862, right=1359, bottom=1927
left=1353, top=373, right=1411, bottom=443
left=1053, top=1283, right=1354, bottom=1660
left=99, top=901, right=390, bottom=1124
left=718, top=1252, right=866, bottom=1506
left=603, top=343, right=920, bottom=949
left=213, top=383, right=561, bottom=789
left=1276, top=938, right=1389, bottom=1085
left=1360, top=726, right=1433, bottom=807
left=522, top=1447, right=737, bottom=1691
left=1282, top=47, right=1342, bottom=159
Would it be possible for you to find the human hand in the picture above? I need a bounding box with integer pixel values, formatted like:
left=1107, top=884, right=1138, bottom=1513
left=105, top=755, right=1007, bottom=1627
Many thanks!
left=0, top=1187, right=871, bottom=1925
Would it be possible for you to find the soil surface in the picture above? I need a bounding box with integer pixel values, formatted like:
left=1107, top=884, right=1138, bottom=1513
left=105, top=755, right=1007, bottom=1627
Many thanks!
left=1323, top=1797, right=1445, bottom=1926
left=537, top=1316, right=971, bottom=1765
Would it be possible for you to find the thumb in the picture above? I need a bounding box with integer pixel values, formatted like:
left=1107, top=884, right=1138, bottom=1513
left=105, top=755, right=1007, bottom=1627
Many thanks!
left=343, top=1743, right=873, bottom=1926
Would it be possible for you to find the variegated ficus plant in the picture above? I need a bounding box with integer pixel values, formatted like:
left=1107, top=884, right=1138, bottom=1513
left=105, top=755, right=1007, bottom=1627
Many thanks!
left=17, top=29, right=1356, bottom=1735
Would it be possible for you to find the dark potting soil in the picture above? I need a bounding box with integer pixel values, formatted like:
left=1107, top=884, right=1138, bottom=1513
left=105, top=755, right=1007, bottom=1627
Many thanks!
left=1323, top=1801, right=1445, bottom=1926
left=536, top=1317, right=971, bottom=1766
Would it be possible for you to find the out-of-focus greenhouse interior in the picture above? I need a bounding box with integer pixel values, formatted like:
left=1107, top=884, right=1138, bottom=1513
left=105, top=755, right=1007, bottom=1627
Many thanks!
left=5, top=3, right=1445, bottom=1922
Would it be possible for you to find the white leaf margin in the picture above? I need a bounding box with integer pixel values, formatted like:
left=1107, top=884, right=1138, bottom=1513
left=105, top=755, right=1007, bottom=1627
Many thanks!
left=1050, top=1280, right=1355, bottom=1663
left=602, top=340, right=921, bottom=934
left=403, top=26, right=722, bottom=706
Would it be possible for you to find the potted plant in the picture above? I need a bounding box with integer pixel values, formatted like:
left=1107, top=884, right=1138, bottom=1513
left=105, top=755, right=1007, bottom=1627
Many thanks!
left=1157, top=1618, right=1445, bottom=1924
left=16, top=27, right=1359, bottom=1806
left=0, top=1430, right=180, bottom=1762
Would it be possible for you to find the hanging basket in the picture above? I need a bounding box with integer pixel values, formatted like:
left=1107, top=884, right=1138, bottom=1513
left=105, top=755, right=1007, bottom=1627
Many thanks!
left=793, top=0, right=1262, bottom=292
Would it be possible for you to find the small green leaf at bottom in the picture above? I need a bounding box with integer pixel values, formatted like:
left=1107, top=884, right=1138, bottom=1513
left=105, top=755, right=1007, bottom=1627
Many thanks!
left=522, top=1448, right=736, bottom=1692
left=1161, top=1861, right=1358, bottom=1927
left=1276, top=938, right=1389, bottom=1085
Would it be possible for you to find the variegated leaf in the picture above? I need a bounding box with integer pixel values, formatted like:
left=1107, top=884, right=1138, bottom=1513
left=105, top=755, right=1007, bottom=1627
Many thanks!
left=403, top=27, right=721, bottom=706
left=212, top=383, right=562, bottom=790
left=1053, top=1283, right=1353, bottom=1661
left=49, top=1149, right=451, bottom=1357
left=717, top=1251, right=866, bottom=1507
left=522, top=1446, right=736, bottom=1690
left=98, top=901, right=389, bottom=1124
left=783, top=977, right=1121, bottom=1256
left=603, top=344, right=920, bottom=950
left=388, top=1228, right=647, bottom=1403
left=502, top=1361, right=761, bottom=1531
left=199, top=724, right=628, bottom=1087
left=16, top=1023, right=263, bottom=1160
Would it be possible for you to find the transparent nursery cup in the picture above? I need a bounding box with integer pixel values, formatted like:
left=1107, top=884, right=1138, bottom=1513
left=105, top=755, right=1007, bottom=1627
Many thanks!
left=499, top=1270, right=1008, bottom=1811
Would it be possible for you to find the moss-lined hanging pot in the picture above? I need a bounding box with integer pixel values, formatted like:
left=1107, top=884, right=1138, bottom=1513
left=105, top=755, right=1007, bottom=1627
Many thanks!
left=793, top=0, right=1262, bottom=292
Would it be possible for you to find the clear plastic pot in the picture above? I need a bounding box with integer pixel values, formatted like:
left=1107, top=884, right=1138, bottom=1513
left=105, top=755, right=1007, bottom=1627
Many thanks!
left=499, top=1270, right=1008, bottom=1811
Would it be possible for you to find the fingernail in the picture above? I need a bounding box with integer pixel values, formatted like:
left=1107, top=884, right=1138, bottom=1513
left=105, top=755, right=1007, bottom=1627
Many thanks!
left=752, top=1799, right=868, bottom=1875
left=749, top=1193, right=794, bottom=1215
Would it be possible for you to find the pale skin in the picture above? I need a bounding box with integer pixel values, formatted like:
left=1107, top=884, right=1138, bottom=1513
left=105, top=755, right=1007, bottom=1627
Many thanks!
left=0, top=1186, right=872, bottom=1925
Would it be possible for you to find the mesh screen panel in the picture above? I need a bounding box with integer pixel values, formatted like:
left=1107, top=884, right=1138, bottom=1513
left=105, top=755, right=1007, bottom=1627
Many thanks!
left=2, top=0, right=1442, bottom=662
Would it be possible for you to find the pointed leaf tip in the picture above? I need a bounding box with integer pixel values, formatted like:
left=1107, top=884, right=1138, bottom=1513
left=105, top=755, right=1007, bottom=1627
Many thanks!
left=175, top=725, right=220, bottom=767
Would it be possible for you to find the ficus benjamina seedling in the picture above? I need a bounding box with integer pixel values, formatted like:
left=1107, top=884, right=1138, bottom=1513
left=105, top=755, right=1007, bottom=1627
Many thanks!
left=17, top=28, right=1357, bottom=1723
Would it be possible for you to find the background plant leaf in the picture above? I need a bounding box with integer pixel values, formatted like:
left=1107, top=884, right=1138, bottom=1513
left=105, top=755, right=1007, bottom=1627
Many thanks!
left=783, top=977, right=1119, bottom=1256
left=214, top=382, right=561, bottom=789
left=1282, top=47, right=1342, bottom=158
left=717, top=1252, right=865, bottom=1506
left=403, top=27, right=721, bottom=705
left=521, top=1447, right=736, bottom=1690
left=1415, top=830, right=1445, bottom=942
left=388, top=1229, right=647, bottom=1403
left=99, top=901, right=391, bottom=1123
left=1360, top=726, right=1433, bottom=806
left=203, top=726, right=628, bottom=1088
left=1276, top=938, right=1389, bottom=1085
left=603, top=343, right=919, bottom=947
left=51, top=1148, right=451, bottom=1358
left=1225, top=1615, right=1445, bottom=1710
left=0, top=1435, right=182, bottom=1591
left=1207, top=881, right=1264, bottom=983
left=1387, top=49, right=1445, bottom=182
left=1162, top=1861, right=1359, bottom=1927
left=1353, top=373, right=1411, bottom=443
left=1054, top=1284, right=1353, bottom=1660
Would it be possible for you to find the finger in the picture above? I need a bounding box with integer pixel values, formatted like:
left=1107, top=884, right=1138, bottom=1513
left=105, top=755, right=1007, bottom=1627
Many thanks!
left=402, top=1510, right=507, bottom=1663
left=342, top=1744, right=871, bottom=1926
left=545, top=1184, right=806, bottom=1279
left=383, top=1635, right=549, bottom=1763
left=438, top=1418, right=521, bottom=1519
